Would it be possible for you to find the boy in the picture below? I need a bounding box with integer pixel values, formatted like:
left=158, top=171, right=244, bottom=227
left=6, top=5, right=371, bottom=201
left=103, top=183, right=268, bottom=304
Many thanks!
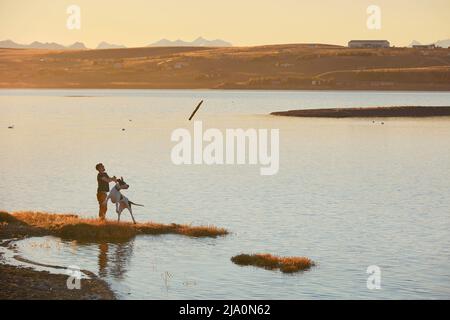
left=95, top=163, right=117, bottom=220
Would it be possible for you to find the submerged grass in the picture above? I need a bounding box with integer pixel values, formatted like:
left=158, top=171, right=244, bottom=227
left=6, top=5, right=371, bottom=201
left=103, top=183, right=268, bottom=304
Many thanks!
left=231, top=253, right=315, bottom=273
left=0, top=211, right=228, bottom=241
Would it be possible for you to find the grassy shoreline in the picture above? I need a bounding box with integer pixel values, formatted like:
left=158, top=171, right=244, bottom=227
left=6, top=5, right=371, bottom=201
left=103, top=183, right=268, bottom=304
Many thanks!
left=1, top=211, right=229, bottom=241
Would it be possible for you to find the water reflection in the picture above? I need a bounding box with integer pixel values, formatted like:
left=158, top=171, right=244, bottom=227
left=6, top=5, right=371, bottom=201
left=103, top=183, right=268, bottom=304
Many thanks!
left=97, top=240, right=134, bottom=280
left=98, top=242, right=109, bottom=278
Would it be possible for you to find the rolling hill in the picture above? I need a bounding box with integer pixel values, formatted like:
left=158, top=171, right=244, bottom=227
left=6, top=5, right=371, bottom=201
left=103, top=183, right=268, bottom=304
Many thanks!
left=0, top=44, right=449, bottom=90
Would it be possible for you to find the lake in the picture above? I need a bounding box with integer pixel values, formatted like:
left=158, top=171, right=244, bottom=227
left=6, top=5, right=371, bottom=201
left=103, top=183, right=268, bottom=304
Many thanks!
left=1, top=89, right=449, bottom=299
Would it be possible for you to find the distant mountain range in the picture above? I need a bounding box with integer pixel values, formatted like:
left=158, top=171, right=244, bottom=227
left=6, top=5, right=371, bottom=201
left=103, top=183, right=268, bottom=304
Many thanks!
left=148, top=37, right=232, bottom=47
left=2, top=38, right=449, bottom=50
left=0, top=37, right=232, bottom=50
left=409, top=39, right=450, bottom=48
left=0, top=40, right=125, bottom=50
left=0, top=39, right=88, bottom=50
left=96, top=41, right=126, bottom=49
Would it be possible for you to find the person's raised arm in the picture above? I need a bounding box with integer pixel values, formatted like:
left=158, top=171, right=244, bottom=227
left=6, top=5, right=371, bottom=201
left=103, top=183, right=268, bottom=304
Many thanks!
left=101, top=175, right=117, bottom=183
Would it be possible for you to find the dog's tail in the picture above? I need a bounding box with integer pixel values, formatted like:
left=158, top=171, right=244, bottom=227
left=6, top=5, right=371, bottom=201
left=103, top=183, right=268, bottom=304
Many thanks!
left=129, top=201, right=144, bottom=207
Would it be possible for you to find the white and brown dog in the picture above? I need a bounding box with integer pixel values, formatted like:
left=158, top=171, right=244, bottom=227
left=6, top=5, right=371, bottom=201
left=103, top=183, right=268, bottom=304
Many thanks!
left=104, top=177, right=143, bottom=224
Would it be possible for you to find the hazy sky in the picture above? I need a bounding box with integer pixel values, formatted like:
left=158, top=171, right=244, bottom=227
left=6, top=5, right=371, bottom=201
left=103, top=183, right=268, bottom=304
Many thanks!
left=0, top=0, right=449, bottom=47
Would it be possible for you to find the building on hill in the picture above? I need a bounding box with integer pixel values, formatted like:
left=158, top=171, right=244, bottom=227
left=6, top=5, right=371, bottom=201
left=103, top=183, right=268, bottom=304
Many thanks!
left=348, top=40, right=390, bottom=48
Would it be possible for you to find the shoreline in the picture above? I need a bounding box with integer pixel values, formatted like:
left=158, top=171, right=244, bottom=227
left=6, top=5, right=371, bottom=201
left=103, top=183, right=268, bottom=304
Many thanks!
left=0, top=86, right=449, bottom=92
left=271, top=106, right=450, bottom=118
left=0, top=262, right=116, bottom=300
left=0, top=224, right=116, bottom=300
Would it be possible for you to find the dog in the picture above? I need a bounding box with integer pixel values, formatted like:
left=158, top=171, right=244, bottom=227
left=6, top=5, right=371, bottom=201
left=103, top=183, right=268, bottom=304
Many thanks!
left=104, top=177, right=143, bottom=224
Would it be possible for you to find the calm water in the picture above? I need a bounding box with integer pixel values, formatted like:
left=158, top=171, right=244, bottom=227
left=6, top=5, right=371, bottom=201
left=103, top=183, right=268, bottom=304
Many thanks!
left=1, top=89, right=450, bottom=299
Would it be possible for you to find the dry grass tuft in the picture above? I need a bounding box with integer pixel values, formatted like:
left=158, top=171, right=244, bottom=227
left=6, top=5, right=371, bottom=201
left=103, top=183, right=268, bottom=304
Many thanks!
left=136, top=222, right=228, bottom=238
left=231, top=253, right=315, bottom=273
left=11, top=212, right=80, bottom=229
left=0, top=211, right=23, bottom=223
left=1, top=211, right=228, bottom=241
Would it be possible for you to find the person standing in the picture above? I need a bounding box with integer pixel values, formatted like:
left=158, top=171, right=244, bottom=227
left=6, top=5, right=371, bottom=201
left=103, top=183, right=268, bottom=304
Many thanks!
left=95, top=163, right=117, bottom=220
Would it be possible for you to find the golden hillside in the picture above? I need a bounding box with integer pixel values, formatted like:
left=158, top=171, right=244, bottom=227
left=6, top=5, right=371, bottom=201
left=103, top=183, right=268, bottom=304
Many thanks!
left=1, top=44, right=449, bottom=90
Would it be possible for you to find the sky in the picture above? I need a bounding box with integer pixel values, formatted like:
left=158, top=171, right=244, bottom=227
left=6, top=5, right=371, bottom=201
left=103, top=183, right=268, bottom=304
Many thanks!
left=0, top=0, right=449, bottom=48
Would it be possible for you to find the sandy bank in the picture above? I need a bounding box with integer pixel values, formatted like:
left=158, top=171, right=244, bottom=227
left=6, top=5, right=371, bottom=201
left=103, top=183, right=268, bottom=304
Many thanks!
left=0, top=263, right=115, bottom=300
left=271, top=106, right=450, bottom=118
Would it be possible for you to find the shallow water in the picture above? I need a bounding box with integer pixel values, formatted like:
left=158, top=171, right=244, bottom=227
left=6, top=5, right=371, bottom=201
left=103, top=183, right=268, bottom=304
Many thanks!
left=1, top=89, right=450, bottom=299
